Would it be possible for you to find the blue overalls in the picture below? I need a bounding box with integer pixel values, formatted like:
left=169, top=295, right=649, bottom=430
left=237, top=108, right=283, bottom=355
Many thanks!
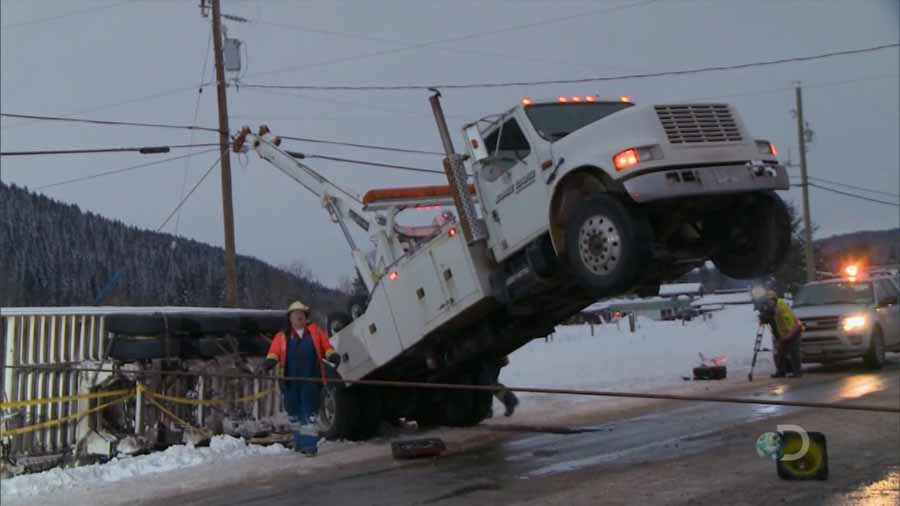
left=283, top=330, right=322, bottom=454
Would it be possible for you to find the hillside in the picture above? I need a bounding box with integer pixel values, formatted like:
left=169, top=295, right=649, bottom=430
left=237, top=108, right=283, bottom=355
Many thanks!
left=815, top=228, right=900, bottom=269
left=0, top=182, right=346, bottom=316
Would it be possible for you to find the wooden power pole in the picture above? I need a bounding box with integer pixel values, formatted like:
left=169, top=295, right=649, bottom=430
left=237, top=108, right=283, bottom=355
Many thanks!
left=210, top=0, right=238, bottom=307
left=795, top=83, right=816, bottom=283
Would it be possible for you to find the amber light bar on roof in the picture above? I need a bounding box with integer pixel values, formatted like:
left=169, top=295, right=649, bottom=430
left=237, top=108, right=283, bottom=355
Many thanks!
left=521, top=95, right=631, bottom=105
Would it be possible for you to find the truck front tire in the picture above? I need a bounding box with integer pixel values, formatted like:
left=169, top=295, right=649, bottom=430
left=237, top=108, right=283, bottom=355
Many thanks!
left=707, top=191, right=790, bottom=279
left=564, top=195, right=651, bottom=297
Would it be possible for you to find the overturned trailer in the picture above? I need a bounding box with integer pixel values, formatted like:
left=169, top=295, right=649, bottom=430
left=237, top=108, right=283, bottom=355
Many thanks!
left=0, top=306, right=286, bottom=476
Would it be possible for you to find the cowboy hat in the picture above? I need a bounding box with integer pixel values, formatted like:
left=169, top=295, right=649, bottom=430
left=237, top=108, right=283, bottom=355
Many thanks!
left=287, top=301, right=310, bottom=315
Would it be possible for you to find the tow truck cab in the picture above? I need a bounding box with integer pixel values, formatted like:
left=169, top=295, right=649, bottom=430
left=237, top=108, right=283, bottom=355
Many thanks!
left=793, top=267, right=900, bottom=369
left=464, top=95, right=791, bottom=300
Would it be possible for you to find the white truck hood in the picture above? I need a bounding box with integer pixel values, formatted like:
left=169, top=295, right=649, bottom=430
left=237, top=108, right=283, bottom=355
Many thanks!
left=549, top=102, right=768, bottom=178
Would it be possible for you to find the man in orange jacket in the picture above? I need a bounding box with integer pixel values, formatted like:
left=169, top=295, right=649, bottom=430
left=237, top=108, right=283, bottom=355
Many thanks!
left=257, top=301, right=339, bottom=456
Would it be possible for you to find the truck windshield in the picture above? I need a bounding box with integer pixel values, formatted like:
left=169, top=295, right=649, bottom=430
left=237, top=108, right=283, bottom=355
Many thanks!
left=793, top=282, right=874, bottom=307
left=525, top=102, right=632, bottom=141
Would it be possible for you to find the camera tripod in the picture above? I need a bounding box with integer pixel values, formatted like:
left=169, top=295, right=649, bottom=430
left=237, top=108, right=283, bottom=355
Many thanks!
left=748, top=322, right=772, bottom=382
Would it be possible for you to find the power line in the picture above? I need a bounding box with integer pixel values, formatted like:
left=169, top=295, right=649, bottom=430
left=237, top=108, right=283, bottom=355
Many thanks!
left=808, top=183, right=899, bottom=207
left=246, top=0, right=664, bottom=80
left=792, top=183, right=900, bottom=207
left=242, top=43, right=899, bottom=91
left=791, top=175, right=900, bottom=198
left=683, top=73, right=900, bottom=103
left=176, top=32, right=215, bottom=235
left=0, top=143, right=220, bottom=157
left=280, top=135, right=443, bottom=156
left=0, top=86, right=200, bottom=132
left=1, top=113, right=445, bottom=156
left=157, top=158, right=222, bottom=232
left=35, top=149, right=219, bottom=190
left=0, top=113, right=219, bottom=134
left=294, top=153, right=444, bottom=175
left=0, top=0, right=137, bottom=29
left=808, top=176, right=899, bottom=198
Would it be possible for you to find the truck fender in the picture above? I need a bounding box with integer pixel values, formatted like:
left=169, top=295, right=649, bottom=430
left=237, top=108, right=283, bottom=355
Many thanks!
left=547, top=167, right=619, bottom=256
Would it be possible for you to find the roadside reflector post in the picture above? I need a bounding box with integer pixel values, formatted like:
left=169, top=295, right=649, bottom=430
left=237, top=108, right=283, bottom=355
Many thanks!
left=428, top=89, right=485, bottom=244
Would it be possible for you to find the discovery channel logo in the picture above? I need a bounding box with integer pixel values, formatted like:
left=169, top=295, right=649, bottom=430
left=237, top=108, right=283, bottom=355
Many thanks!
left=755, top=425, right=829, bottom=480
left=755, top=425, right=809, bottom=461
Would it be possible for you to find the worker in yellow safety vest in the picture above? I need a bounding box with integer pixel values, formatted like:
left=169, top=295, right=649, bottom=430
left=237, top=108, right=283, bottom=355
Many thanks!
left=760, top=289, right=804, bottom=378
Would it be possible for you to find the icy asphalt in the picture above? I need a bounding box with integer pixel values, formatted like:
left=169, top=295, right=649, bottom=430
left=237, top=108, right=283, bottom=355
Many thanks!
left=136, top=361, right=900, bottom=506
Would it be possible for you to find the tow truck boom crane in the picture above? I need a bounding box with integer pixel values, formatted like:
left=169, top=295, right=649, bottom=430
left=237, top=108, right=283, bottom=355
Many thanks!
left=233, top=126, right=379, bottom=293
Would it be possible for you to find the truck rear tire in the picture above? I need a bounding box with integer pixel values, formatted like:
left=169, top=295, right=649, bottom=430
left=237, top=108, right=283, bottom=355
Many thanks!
left=564, top=195, right=651, bottom=297
left=108, top=336, right=180, bottom=361
left=707, top=191, right=790, bottom=279
left=347, top=386, right=383, bottom=440
left=347, top=296, right=368, bottom=320
left=327, top=312, right=351, bottom=337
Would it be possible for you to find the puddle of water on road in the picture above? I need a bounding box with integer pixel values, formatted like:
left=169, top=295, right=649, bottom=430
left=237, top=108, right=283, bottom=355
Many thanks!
left=516, top=429, right=725, bottom=479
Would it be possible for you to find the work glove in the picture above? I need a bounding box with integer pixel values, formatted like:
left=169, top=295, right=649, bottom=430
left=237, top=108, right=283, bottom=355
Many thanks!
left=325, top=353, right=341, bottom=367
left=256, top=358, right=277, bottom=375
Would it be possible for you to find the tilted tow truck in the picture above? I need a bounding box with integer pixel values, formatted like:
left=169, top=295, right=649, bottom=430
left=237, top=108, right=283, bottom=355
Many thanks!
left=233, top=92, right=791, bottom=439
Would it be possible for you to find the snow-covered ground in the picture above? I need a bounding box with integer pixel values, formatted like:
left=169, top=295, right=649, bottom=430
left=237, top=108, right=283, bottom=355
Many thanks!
left=1, top=305, right=770, bottom=506
left=1, top=436, right=289, bottom=503
left=501, top=304, right=763, bottom=400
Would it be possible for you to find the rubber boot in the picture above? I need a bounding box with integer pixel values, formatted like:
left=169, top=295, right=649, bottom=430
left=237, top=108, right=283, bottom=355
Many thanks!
left=501, top=391, right=519, bottom=417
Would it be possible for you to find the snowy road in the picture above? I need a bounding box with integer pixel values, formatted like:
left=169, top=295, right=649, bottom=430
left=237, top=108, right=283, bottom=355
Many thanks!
left=137, top=362, right=900, bottom=506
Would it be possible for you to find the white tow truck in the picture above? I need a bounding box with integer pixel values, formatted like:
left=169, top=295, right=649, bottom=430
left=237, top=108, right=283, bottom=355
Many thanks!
left=234, top=92, right=791, bottom=439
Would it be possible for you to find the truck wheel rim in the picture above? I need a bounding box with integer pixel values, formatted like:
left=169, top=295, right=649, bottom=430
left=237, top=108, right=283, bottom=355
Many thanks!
left=320, top=389, right=336, bottom=429
left=578, top=215, right=622, bottom=276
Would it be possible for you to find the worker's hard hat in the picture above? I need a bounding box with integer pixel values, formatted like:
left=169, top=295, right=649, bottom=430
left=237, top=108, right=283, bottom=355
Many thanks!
left=287, top=301, right=310, bottom=315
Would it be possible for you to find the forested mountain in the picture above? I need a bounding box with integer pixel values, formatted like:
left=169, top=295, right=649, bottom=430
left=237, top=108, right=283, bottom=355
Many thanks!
left=0, top=182, right=346, bottom=315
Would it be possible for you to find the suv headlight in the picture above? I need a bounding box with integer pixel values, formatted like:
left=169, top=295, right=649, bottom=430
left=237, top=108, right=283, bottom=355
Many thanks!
left=842, top=315, right=867, bottom=332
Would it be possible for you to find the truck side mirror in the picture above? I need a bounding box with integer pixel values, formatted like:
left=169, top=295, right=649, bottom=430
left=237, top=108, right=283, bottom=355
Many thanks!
left=464, top=125, right=489, bottom=162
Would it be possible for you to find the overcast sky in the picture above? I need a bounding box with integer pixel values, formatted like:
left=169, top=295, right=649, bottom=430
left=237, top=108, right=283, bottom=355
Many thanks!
left=2, top=0, right=898, bottom=287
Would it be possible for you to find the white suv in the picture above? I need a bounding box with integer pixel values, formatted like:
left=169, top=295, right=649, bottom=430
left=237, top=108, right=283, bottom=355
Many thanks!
left=792, top=274, right=900, bottom=369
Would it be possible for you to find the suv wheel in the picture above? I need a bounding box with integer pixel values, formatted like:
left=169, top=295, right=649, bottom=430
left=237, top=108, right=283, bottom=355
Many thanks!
left=862, top=328, right=885, bottom=370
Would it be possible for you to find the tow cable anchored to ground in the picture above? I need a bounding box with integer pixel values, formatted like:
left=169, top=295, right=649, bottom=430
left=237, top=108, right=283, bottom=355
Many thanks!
left=3, top=364, right=898, bottom=415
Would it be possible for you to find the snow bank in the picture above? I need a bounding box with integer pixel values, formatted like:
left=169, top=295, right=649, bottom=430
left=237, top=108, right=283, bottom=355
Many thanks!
left=0, top=435, right=288, bottom=505
left=501, top=305, right=765, bottom=405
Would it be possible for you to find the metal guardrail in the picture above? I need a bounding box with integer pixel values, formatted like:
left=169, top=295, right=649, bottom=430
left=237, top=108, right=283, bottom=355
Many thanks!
left=1, top=308, right=284, bottom=467
left=1, top=312, right=107, bottom=458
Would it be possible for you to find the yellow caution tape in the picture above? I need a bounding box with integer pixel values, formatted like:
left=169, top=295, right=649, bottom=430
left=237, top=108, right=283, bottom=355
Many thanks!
left=0, top=388, right=133, bottom=410
left=142, top=387, right=275, bottom=406
left=145, top=395, right=211, bottom=437
left=2, top=385, right=274, bottom=438
left=0, top=392, right=135, bottom=438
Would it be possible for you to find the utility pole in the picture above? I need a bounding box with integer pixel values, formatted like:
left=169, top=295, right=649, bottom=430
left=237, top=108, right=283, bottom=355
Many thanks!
left=795, top=83, right=816, bottom=283
left=209, top=0, right=238, bottom=307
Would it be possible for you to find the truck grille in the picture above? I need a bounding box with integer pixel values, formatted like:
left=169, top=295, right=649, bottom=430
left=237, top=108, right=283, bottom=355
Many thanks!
left=800, top=316, right=840, bottom=332
left=802, top=335, right=841, bottom=345
left=655, top=104, right=742, bottom=144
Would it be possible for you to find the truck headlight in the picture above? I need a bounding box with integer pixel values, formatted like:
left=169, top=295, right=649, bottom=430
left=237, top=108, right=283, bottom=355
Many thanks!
left=842, top=315, right=867, bottom=332
left=613, top=145, right=662, bottom=171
